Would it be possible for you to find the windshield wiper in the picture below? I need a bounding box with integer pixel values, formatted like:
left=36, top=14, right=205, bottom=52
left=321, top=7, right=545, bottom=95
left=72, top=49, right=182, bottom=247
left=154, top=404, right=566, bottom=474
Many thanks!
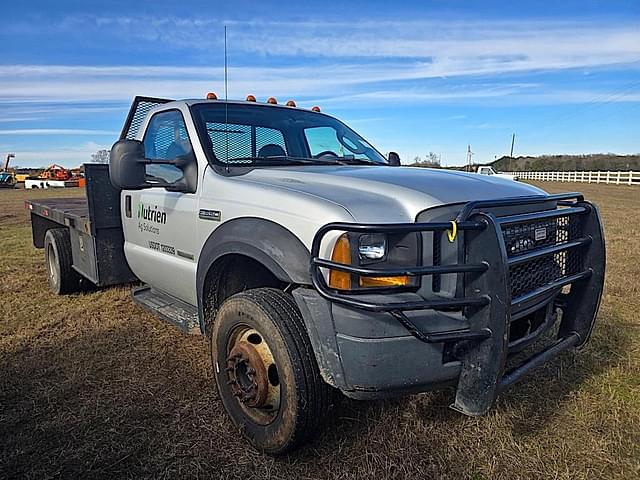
left=222, top=155, right=384, bottom=167
left=226, top=156, right=342, bottom=166
left=332, top=157, right=382, bottom=165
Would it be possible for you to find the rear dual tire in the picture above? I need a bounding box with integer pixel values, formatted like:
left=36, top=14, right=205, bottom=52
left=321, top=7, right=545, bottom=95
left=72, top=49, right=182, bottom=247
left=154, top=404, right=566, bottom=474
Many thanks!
left=210, top=288, right=331, bottom=454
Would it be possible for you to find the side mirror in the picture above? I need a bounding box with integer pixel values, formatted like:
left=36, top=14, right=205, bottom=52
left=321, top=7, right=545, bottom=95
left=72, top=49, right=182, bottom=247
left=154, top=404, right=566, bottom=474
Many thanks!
left=387, top=151, right=401, bottom=166
left=169, top=151, right=198, bottom=194
left=110, top=139, right=198, bottom=193
left=109, top=140, right=148, bottom=190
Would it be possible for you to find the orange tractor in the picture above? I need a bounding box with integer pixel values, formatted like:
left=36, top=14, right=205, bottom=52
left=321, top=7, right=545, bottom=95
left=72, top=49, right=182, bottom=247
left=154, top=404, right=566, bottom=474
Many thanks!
left=39, top=164, right=72, bottom=181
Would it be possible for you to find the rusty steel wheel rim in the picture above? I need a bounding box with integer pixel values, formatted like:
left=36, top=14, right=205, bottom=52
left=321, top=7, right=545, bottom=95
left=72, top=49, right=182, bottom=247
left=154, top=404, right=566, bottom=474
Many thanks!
left=225, top=326, right=281, bottom=425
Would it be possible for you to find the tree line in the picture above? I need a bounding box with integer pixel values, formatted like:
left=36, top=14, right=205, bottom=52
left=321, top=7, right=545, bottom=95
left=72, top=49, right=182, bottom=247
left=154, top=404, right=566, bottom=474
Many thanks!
left=492, top=154, right=640, bottom=172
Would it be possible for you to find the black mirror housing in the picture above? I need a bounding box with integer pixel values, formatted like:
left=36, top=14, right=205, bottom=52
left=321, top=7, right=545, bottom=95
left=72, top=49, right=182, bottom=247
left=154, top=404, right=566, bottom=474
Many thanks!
left=173, top=152, right=198, bottom=193
left=388, top=151, right=401, bottom=166
left=109, top=140, right=148, bottom=190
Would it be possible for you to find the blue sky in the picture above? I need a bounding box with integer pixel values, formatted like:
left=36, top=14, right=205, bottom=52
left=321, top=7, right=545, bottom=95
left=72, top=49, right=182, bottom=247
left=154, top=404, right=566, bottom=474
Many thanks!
left=1, top=0, right=639, bottom=167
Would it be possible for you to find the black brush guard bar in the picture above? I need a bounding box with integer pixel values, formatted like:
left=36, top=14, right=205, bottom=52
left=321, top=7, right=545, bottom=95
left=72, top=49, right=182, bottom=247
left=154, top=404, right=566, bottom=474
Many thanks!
left=310, top=192, right=606, bottom=415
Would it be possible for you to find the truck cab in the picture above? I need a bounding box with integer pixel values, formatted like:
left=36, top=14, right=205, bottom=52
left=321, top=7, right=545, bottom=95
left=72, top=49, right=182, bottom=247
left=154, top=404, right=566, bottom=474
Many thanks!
left=28, top=95, right=605, bottom=454
left=476, top=165, right=519, bottom=181
left=117, top=98, right=390, bottom=307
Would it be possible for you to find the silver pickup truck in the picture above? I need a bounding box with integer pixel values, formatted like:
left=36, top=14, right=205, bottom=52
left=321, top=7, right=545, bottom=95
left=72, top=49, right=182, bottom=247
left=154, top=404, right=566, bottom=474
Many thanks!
left=27, top=95, right=605, bottom=454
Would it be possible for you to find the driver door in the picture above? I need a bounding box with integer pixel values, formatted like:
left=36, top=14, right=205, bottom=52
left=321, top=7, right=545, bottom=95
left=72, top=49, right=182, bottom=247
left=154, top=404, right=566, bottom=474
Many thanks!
left=122, top=109, right=199, bottom=305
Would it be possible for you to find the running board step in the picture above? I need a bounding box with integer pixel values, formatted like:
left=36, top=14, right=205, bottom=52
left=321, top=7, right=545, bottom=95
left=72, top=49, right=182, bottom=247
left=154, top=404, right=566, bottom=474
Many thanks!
left=132, top=285, right=200, bottom=335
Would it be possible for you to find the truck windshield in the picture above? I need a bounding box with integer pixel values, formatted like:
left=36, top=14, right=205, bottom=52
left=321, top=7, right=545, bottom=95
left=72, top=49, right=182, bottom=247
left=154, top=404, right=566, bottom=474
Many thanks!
left=190, top=103, right=388, bottom=166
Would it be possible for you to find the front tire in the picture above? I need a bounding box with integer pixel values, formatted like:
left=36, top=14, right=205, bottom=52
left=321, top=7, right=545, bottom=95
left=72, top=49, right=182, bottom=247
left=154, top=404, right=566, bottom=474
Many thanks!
left=210, top=288, right=330, bottom=454
left=44, top=228, right=81, bottom=294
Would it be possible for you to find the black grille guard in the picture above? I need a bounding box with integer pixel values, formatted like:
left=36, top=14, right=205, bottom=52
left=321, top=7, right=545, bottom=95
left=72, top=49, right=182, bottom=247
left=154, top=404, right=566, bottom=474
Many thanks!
left=310, top=192, right=606, bottom=415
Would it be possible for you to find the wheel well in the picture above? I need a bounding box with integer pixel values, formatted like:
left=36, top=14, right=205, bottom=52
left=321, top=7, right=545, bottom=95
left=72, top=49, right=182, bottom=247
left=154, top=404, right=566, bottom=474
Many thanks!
left=202, top=254, right=288, bottom=333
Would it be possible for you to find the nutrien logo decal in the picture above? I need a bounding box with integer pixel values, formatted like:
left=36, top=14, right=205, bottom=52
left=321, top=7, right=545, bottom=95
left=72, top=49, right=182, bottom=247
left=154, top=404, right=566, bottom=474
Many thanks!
left=137, top=203, right=166, bottom=234
left=137, top=203, right=167, bottom=224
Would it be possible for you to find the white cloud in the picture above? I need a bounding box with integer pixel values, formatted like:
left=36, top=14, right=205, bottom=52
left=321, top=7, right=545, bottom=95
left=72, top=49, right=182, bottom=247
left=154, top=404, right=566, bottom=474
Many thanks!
left=28, top=16, right=640, bottom=67
left=0, top=104, right=127, bottom=123
left=1, top=17, right=639, bottom=107
left=228, top=23, right=640, bottom=72
left=1, top=18, right=639, bottom=106
left=0, top=117, right=44, bottom=123
left=0, top=128, right=119, bottom=135
left=17, top=16, right=639, bottom=72
left=5, top=142, right=109, bottom=168
left=313, top=87, right=640, bottom=107
left=1, top=64, right=639, bottom=108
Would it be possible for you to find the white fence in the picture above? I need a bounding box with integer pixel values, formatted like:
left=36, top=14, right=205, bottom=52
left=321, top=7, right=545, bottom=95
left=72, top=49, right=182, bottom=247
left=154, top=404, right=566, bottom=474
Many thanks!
left=504, top=170, right=640, bottom=186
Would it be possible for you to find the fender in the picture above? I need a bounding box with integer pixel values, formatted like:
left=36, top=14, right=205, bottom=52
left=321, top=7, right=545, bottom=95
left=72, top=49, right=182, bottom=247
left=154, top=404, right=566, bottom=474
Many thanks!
left=196, top=217, right=312, bottom=326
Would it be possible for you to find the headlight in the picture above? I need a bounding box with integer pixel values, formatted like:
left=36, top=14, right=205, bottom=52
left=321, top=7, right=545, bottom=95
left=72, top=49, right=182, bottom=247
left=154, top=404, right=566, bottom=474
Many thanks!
left=328, top=233, right=416, bottom=290
left=358, top=233, right=386, bottom=263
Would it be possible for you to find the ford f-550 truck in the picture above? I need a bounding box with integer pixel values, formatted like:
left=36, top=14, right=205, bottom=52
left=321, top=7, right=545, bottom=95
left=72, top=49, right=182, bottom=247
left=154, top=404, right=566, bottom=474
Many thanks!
left=27, top=95, right=605, bottom=454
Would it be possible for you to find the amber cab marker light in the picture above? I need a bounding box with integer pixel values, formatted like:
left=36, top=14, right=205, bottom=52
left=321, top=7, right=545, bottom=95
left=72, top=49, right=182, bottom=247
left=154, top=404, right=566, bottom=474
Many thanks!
left=206, top=92, right=218, bottom=100
left=286, top=100, right=296, bottom=107
left=246, top=94, right=257, bottom=102
left=328, top=234, right=351, bottom=290
left=267, top=96, right=278, bottom=104
left=311, top=105, right=321, bottom=112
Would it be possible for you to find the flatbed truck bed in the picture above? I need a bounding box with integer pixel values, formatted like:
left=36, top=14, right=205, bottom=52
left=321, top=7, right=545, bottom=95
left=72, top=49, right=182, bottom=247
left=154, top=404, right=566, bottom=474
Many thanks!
left=26, top=164, right=136, bottom=287
left=27, top=197, right=90, bottom=231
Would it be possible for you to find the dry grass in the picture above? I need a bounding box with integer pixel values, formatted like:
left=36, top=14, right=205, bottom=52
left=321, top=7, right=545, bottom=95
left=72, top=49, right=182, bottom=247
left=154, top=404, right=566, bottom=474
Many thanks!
left=1, top=182, right=639, bottom=480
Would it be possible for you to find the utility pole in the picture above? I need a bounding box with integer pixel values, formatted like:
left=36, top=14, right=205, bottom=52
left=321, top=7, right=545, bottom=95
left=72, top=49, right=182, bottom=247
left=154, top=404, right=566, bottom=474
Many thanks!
left=466, top=144, right=474, bottom=172
left=507, top=133, right=516, bottom=172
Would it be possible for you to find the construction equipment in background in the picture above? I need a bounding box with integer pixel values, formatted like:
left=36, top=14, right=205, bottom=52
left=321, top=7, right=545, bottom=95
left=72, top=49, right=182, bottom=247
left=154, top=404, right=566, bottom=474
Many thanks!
left=0, top=171, right=17, bottom=188
left=25, top=163, right=79, bottom=189
left=1, top=153, right=17, bottom=189
left=70, top=166, right=86, bottom=188
left=40, top=164, right=72, bottom=181
left=15, top=171, right=32, bottom=182
left=3, top=153, right=14, bottom=171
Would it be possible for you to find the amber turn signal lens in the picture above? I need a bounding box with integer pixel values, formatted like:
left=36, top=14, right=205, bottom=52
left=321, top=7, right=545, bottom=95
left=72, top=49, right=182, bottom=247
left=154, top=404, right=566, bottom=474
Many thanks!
left=311, top=105, right=321, bottom=112
left=246, top=94, right=257, bottom=102
left=359, top=275, right=410, bottom=288
left=286, top=100, right=296, bottom=107
left=328, top=234, right=351, bottom=290
left=206, top=92, right=218, bottom=100
left=267, top=96, right=277, bottom=104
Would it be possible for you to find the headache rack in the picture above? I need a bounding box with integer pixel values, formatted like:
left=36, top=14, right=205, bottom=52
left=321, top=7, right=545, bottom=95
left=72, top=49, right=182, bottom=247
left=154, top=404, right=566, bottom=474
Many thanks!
left=120, top=96, right=173, bottom=140
left=310, top=192, right=605, bottom=415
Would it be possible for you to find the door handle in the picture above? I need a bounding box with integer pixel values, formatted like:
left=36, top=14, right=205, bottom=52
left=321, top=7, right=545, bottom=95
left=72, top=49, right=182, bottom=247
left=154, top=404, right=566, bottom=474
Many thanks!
left=125, top=195, right=132, bottom=218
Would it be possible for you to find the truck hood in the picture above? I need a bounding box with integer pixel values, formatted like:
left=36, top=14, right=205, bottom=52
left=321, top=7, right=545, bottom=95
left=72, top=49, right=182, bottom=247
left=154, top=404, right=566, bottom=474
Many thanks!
left=242, top=165, right=547, bottom=222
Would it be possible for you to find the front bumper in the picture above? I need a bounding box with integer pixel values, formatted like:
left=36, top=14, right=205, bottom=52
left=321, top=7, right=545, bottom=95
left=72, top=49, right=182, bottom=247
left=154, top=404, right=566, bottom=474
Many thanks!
left=299, top=193, right=605, bottom=414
